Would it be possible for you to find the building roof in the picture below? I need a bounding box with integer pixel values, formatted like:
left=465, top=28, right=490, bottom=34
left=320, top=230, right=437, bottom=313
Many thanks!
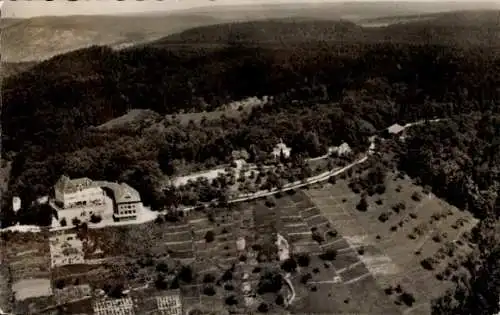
left=96, top=181, right=141, bottom=204
left=55, top=175, right=99, bottom=194
left=388, top=123, right=405, bottom=134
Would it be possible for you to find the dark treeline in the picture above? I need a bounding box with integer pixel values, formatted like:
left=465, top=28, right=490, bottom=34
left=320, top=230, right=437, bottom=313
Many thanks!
left=399, top=113, right=500, bottom=219
left=156, top=13, right=500, bottom=47
left=4, top=42, right=500, bottom=154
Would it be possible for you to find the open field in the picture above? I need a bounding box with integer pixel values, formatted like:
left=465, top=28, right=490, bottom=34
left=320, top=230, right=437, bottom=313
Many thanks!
left=306, top=173, right=478, bottom=314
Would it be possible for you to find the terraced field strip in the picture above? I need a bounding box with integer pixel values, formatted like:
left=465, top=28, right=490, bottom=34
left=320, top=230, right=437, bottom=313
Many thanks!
left=305, top=190, right=399, bottom=287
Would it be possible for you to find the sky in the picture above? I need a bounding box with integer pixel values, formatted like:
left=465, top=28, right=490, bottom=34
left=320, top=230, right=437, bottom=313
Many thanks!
left=2, top=0, right=496, bottom=18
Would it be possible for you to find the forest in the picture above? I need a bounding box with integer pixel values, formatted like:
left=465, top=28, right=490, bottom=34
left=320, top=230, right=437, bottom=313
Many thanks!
left=3, top=36, right=500, bottom=217
left=2, top=18, right=500, bottom=314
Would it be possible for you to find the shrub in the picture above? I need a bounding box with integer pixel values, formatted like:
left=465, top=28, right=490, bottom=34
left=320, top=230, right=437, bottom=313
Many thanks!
left=225, top=295, right=238, bottom=306
left=265, top=200, right=275, bottom=208
left=154, top=274, right=168, bottom=290
left=312, top=231, right=325, bottom=243
left=178, top=266, right=193, bottom=283
left=154, top=215, right=164, bottom=224
left=400, top=292, right=416, bottom=306
left=375, top=184, right=386, bottom=195
left=204, top=231, right=215, bottom=243
left=55, top=279, right=65, bottom=289
left=327, top=230, right=338, bottom=238
left=296, top=254, right=310, bottom=267
left=319, top=249, right=337, bottom=261
left=258, top=272, right=283, bottom=294
left=203, top=286, right=216, bottom=296
left=281, top=258, right=298, bottom=273
left=378, top=212, right=390, bottom=222
left=300, top=273, right=312, bottom=284
left=71, top=217, right=81, bottom=226
left=356, top=197, right=368, bottom=212
left=411, top=192, right=422, bottom=202
left=257, top=303, right=269, bottom=313
left=432, top=234, right=443, bottom=243
left=156, top=262, right=168, bottom=273
left=90, top=214, right=102, bottom=224
left=222, top=269, right=233, bottom=282
left=421, top=258, right=436, bottom=270
left=275, top=294, right=285, bottom=306
left=203, top=274, right=215, bottom=283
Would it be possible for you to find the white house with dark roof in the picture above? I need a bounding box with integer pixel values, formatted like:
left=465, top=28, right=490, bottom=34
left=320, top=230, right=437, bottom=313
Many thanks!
left=54, top=175, right=105, bottom=209
left=271, top=140, right=291, bottom=160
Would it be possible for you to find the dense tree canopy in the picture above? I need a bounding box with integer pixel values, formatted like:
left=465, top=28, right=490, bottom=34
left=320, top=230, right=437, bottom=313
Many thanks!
left=3, top=41, right=500, bottom=211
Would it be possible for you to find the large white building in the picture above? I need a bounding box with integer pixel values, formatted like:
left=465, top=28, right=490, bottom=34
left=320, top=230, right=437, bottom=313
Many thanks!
left=54, top=176, right=105, bottom=209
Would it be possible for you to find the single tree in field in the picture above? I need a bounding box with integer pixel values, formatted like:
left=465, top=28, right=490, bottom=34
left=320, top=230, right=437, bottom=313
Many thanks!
left=356, top=197, right=369, bottom=212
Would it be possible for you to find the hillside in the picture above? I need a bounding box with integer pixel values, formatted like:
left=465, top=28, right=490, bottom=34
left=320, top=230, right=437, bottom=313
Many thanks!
left=154, top=11, right=500, bottom=47
left=1, top=61, right=37, bottom=79
left=155, top=19, right=365, bottom=46
left=358, top=9, right=500, bottom=27
left=0, top=14, right=222, bottom=62
left=3, top=1, right=499, bottom=63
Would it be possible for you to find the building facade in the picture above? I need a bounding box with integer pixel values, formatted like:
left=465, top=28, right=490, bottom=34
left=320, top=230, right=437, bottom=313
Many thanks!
left=54, top=176, right=105, bottom=209
left=110, top=183, right=143, bottom=222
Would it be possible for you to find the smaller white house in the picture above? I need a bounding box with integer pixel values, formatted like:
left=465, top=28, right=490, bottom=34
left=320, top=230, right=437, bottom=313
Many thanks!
left=12, top=197, right=21, bottom=213
left=275, top=233, right=290, bottom=261
left=329, top=142, right=352, bottom=157
left=271, top=140, right=291, bottom=160
left=54, top=176, right=105, bottom=209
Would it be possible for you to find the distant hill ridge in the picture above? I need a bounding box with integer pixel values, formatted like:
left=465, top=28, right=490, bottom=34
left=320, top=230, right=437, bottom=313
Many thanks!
left=152, top=11, right=500, bottom=47
left=157, top=19, right=362, bottom=45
